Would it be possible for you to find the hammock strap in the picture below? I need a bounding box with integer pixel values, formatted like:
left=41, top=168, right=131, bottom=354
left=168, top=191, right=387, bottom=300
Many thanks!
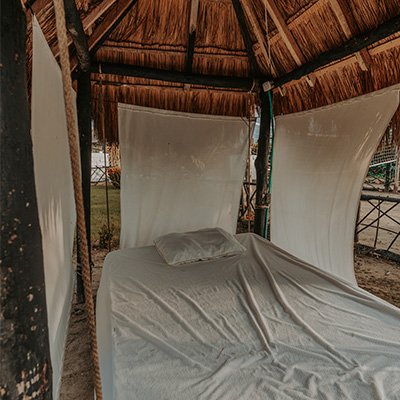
left=52, top=0, right=103, bottom=398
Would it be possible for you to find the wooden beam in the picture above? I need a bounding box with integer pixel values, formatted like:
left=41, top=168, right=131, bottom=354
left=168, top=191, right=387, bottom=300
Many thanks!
left=91, top=79, right=249, bottom=95
left=186, top=0, right=199, bottom=73
left=305, top=72, right=316, bottom=87
left=262, top=0, right=305, bottom=66
left=1, top=1, right=52, bottom=397
left=70, top=0, right=137, bottom=71
left=90, top=62, right=256, bottom=90
left=64, top=0, right=90, bottom=72
left=241, top=0, right=277, bottom=77
left=274, top=14, right=400, bottom=87
left=356, top=48, right=371, bottom=71
left=369, top=35, right=400, bottom=55
left=89, top=0, right=138, bottom=55
left=82, top=0, right=116, bottom=31
left=50, top=0, right=115, bottom=59
left=231, top=0, right=260, bottom=76
left=329, top=0, right=352, bottom=38
left=279, top=35, right=400, bottom=90
left=328, top=0, right=371, bottom=71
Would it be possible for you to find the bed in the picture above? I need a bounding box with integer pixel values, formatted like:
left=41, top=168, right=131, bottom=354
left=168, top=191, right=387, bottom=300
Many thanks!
left=97, top=233, right=400, bottom=399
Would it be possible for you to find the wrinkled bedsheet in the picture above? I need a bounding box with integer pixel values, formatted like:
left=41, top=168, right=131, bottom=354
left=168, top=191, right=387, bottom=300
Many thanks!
left=97, top=233, right=400, bottom=400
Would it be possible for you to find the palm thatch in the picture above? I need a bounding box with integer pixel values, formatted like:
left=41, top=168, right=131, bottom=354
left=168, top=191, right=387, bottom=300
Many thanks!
left=28, top=0, right=399, bottom=142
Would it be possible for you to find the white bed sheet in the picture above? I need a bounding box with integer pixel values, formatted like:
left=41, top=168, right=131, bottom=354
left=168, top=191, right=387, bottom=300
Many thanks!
left=97, top=233, right=400, bottom=400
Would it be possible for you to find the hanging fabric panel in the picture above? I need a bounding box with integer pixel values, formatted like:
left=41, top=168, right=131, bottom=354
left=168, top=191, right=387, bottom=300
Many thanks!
left=118, top=104, right=248, bottom=248
left=31, top=17, right=77, bottom=399
left=271, top=86, right=399, bottom=284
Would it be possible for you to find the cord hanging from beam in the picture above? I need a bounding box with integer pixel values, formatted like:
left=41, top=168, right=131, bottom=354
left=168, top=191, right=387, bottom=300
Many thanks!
left=52, top=0, right=103, bottom=398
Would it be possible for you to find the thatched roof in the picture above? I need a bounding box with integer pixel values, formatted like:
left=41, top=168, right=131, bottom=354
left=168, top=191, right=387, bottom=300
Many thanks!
left=28, top=0, right=400, bottom=142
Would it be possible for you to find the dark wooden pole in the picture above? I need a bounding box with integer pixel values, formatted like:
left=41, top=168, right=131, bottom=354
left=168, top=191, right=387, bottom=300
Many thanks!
left=231, top=0, right=260, bottom=77
left=76, top=70, right=92, bottom=302
left=186, top=31, right=196, bottom=73
left=64, top=0, right=90, bottom=72
left=0, top=1, right=52, bottom=398
left=254, top=91, right=271, bottom=236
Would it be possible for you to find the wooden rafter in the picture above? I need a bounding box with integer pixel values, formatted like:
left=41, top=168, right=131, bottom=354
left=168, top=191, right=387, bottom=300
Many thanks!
left=328, top=0, right=371, bottom=71
left=82, top=0, right=117, bottom=32
left=64, top=0, right=90, bottom=71
left=186, top=0, right=200, bottom=73
left=370, top=35, right=400, bottom=54
left=274, top=15, right=400, bottom=87
left=38, top=0, right=115, bottom=62
left=231, top=0, right=260, bottom=76
left=88, top=0, right=138, bottom=54
left=70, top=0, right=137, bottom=71
left=241, top=0, right=277, bottom=77
left=262, top=0, right=305, bottom=66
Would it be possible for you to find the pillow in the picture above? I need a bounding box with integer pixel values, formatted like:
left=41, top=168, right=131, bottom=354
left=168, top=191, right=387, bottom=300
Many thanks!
left=154, top=228, right=246, bottom=266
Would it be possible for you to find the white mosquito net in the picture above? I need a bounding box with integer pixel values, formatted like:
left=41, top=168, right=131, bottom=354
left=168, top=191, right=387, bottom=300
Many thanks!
left=118, top=104, right=249, bottom=248
left=31, top=17, right=77, bottom=399
left=271, top=86, right=399, bottom=284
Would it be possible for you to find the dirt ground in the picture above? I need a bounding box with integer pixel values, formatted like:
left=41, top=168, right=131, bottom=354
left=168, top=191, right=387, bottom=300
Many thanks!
left=59, top=244, right=400, bottom=400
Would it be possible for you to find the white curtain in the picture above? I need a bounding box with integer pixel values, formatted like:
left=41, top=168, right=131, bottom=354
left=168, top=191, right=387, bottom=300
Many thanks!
left=271, top=87, right=399, bottom=284
left=118, top=104, right=248, bottom=248
left=32, top=17, right=77, bottom=399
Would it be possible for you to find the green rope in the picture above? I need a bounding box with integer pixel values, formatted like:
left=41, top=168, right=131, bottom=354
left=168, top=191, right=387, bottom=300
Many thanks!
left=264, top=90, right=275, bottom=239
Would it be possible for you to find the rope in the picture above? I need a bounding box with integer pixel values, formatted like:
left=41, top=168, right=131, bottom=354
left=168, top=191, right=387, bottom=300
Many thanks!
left=52, top=0, right=103, bottom=398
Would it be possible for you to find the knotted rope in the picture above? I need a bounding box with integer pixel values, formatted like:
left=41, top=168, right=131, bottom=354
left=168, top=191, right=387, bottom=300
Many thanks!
left=52, top=0, right=103, bottom=398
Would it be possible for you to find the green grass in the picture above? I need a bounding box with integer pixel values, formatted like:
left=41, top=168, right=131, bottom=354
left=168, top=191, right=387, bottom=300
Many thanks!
left=91, top=185, right=121, bottom=246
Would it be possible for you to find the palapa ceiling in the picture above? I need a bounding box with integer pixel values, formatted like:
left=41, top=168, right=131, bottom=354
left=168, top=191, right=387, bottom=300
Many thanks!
left=28, top=0, right=400, bottom=141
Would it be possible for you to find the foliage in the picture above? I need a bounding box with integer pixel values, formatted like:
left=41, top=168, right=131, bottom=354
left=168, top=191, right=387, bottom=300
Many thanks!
left=98, top=223, right=117, bottom=249
left=91, top=186, right=121, bottom=248
left=107, top=167, right=121, bottom=189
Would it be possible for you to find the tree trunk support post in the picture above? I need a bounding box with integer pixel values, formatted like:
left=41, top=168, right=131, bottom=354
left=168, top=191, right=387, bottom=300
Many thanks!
left=0, top=1, right=52, bottom=397
left=254, top=91, right=271, bottom=237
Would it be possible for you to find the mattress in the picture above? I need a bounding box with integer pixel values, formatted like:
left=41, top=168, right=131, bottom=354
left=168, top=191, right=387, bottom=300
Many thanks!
left=96, top=233, right=400, bottom=400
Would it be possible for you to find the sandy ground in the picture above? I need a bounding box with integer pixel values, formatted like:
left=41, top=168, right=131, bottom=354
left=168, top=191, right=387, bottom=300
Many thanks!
left=59, top=244, right=400, bottom=399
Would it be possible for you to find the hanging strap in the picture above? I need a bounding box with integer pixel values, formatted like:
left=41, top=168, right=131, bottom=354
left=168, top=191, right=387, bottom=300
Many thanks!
left=52, top=0, right=103, bottom=398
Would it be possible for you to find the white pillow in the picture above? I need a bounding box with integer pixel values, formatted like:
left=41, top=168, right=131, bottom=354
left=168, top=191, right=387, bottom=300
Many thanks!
left=154, top=228, right=246, bottom=266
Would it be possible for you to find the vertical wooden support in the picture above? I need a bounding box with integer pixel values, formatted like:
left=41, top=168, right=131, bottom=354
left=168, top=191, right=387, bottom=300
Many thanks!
left=394, top=146, right=400, bottom=193
left=254, top=91, right=271, bottom=236
left=0, top=1, right=52, bottom=398
left=76, top=70, right=92, bottom=302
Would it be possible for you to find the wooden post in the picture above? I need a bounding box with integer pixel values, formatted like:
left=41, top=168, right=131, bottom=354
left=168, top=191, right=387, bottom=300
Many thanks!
left=254, top=91, right=271, bottom=236
left=394, top=146, right=400, bottom=193
left=0, top=1, right=52, bottom=398
left=76, top=70, right=92, bottom=302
